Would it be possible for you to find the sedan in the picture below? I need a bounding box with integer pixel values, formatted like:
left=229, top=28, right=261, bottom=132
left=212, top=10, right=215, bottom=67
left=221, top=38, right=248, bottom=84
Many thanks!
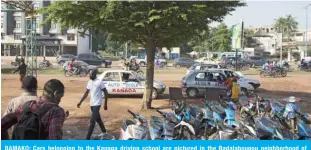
left=97, top=70, right=166, bottom=99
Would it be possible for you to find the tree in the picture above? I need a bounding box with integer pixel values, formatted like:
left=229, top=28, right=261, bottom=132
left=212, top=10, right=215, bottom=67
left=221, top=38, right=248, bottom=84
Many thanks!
left=213, top=23, right=232, bottom=51
left=274, top=15, right=298, bottom=40
left=274, top=15, right=298, bottom=61
left=243, top=28, right=260, bottom=48
left=39, top=1, right=245, bottom=109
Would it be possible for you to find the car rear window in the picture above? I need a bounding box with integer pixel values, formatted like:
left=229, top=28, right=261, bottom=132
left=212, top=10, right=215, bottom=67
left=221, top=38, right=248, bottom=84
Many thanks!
left=195, top=72, right=205, bottom=80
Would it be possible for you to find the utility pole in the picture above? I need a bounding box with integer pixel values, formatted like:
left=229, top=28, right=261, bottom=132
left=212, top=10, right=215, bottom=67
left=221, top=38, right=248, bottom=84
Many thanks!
left=1, top=1, right=37, bottom=77
left=304, top=4, right=311, bottom=57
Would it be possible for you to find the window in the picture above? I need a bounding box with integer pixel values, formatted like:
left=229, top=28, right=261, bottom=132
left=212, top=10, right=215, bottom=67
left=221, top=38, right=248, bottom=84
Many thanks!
left=34, top=5, right=39, bottom=10
left=103, top=72, right=120, bottom=82
left=14, top=34, right=21, bottom=40
left=121, top=73, right=136, bottom=81
left=1, top=23, right=3, bottom=28
left=15, top=23, right=20, bottom=28
left=272, top=44, right=275, bottom=48
left=1, top=34, right=4, bottom=40
left=67, top=34, right=75, bottom=41
left=195, top=73, right=206, bottom=80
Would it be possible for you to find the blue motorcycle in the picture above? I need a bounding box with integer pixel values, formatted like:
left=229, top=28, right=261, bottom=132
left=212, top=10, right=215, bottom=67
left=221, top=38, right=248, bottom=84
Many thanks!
left=149, top=109, right=178, bottom=140
left=172, top=101, right=196, bottom=140
left=282, top=98, right=311, bottom=140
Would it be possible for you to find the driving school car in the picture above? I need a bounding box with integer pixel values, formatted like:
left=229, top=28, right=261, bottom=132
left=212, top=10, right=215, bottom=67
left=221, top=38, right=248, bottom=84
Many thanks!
left=181, top=70, right=254, bottom=98
left=98, top=70, right=166, bottom=99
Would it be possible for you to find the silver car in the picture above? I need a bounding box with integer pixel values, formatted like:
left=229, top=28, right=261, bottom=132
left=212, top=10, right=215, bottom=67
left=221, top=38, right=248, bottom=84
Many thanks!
left=98, top=70, right=166, bottom=99
left=181, top=70, right=254, bottom=98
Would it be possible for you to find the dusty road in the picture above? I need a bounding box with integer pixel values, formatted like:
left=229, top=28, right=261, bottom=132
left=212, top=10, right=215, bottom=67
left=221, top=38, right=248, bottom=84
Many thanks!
left=1, top=71, right=311, bottom=139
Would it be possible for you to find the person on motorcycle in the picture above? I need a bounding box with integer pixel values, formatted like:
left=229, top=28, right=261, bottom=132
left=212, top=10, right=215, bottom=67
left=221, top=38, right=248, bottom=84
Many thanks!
left=68, top=58, right=78, bottom=74
left=129, top=58, right=139, bottom=71
left=283, top=96, right=301, bottom=133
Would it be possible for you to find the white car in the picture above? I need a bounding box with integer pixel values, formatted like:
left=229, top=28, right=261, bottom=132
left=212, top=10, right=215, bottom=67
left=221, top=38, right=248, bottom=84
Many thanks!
left=129, top=56, right=167, bottom=67
left=97, top=70, right=166, bottom=99
left=186, top=63, right=221, bottom=75
left=209, top=68, right=260, bottom=90
left=195, top=57, right=216, bottom=64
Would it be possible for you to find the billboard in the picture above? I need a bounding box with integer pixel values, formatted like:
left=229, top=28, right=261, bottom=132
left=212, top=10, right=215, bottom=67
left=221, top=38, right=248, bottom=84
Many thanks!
left=232, top=22, right=243, bottom=49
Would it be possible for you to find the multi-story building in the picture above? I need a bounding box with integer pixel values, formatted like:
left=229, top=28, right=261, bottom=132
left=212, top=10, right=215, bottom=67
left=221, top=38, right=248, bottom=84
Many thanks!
left=1, top=1, right=92, bottom=57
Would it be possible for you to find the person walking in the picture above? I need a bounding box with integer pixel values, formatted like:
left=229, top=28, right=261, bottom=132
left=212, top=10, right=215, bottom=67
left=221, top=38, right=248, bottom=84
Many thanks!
left=1, top=79, right=67, bottom=140
left=77, top=69, right=109, bottom=140
left=12, top=58, right=27, bottom=88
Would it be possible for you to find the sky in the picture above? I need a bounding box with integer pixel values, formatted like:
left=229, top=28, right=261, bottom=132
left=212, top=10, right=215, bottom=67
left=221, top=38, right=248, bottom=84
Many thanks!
left=211, top=1, right=311, bottom=31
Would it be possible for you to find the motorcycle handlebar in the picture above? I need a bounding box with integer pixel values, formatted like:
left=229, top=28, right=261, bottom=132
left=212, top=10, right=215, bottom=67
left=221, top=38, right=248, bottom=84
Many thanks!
left=127, top=110, right=136, bottom=117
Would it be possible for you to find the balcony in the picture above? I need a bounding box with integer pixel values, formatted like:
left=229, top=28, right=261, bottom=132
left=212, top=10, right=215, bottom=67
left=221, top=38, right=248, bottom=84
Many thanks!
left=67, top=28, right=76, bottom=34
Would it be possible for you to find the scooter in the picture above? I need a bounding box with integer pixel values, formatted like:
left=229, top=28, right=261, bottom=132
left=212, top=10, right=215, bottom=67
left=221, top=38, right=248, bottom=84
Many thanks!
left=172, top=101, right=196, bottom=140
left=119, top=110, right=149, bottom=140
left=149, top=109, right=178, bottom=140
left=39, top=61, right=52, bottom=68
left=282, top=98, right=311, bottom=140
left=240, top=94, right=270, bottom=122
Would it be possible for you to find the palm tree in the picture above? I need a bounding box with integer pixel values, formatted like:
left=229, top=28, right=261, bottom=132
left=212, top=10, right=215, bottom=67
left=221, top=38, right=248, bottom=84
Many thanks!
left=274, top=15, right=298, bottom=61
left=274, top=15, right=298, bottom=40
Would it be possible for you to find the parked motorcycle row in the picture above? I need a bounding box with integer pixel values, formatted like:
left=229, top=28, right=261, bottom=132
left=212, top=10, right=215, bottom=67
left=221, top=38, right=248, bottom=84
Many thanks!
left=112, top=94, right=311, bottom=140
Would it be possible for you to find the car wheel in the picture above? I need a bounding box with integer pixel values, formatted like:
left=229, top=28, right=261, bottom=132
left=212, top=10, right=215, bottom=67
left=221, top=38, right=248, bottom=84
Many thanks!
left=175, top=64, right=181, bottom=68
left=59, top=61, right=65, bottom=66
left=152, top=88, right=158, bottom=99
left=186, top=88, right=198, bottom=98
left=139, top=62, right=146, bottom=67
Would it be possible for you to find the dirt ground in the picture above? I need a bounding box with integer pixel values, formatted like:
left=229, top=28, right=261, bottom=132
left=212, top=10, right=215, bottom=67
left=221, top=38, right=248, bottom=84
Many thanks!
left=1, top=71, right=311, bottom=139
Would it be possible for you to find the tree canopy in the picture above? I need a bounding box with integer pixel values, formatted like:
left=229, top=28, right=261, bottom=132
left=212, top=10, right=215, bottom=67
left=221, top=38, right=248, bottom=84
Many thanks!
left=274, top=15, right=298, bottom=40
left=39, top=1, right=245, bottom=109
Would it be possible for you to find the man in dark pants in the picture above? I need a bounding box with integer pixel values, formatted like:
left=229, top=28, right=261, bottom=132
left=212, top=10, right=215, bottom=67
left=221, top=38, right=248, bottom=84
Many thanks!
left=77, top=69, right=109, bottom=140
left=12, top=58, right=27, bottom=88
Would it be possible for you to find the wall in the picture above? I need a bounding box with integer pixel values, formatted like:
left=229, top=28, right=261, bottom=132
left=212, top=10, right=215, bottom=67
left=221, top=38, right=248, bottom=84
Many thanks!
left=77, top=30, right=90, bottom=54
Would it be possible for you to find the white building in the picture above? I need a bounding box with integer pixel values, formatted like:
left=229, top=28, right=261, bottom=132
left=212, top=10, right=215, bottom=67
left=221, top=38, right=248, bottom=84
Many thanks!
left=1, top=1, right=91, bottom=56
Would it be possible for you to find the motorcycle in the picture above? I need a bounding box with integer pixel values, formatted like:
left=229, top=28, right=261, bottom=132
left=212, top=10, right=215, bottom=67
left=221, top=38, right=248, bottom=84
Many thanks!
left=254, top=116, right=297, bottom=140
left=281, top=98, right=311, bottom=139
left=149, top=109, right=177, bottom=140
left=119, top=110, right=149, bottom=140
left=239, top=94, right=271, bottom=122
left=298, top=63, right=310, bottom=71
left=172, top=101, right=197, bottom=140
left=124, top=63, right=144, bottom=76
left=275, top=67, right=288, bottom=77
left=39, top=61, right=52, bottom=68
left=260, top=69, right=279, bottom=78
left=64, top=67, right=88, bottom=77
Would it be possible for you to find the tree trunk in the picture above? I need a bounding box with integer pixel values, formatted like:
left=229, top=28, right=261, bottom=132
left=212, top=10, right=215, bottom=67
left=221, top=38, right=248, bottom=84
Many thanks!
left=141, top=41, right=156, bottom=110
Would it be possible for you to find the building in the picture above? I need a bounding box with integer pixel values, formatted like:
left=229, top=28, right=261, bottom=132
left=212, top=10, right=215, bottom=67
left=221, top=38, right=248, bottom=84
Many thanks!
left=1, top=1, right=92, bottom=57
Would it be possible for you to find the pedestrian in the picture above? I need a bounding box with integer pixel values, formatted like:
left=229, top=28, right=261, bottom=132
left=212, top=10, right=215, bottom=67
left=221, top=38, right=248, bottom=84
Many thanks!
left=12, top=58, right=27, bottom=88
left=230, top=77, right=241, bottom=104
left=3, top=76, right=38, bottom=116
left=77, top=69, right=109, bottom=140
left=1, top=79, right=67, bottom=140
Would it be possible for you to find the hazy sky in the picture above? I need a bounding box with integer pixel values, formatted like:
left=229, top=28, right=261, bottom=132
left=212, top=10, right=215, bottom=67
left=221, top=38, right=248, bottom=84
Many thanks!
left=211, top=1, right=311, bottom=31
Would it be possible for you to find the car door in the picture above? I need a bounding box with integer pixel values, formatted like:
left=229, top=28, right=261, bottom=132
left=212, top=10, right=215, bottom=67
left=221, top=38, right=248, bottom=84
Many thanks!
left=120, top=72, right=144, bottom=95
left=90, top=54, right=102, bottom=66
left=194, top=72, right=210, bottom=96
left=206, top=72, right=226, bottom=99
left=102, top=72, right=122, bottom=94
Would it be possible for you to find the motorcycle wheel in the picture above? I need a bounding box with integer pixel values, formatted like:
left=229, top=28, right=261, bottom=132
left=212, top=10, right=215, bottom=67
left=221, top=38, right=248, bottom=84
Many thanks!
left=281, top=70, right=287, bottom=77
left=64, top=70, right=73, bottom=77
left=260, top=71, right=266, bottom=78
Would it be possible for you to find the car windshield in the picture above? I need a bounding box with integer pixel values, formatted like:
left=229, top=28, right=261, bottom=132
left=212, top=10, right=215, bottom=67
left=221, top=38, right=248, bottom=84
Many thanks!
left=234, top=71, right=244, bottom=77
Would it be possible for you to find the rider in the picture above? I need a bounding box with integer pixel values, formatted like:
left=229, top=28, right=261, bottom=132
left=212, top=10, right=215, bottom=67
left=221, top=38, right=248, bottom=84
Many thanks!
left=128, top=58, right=139, bottom=71
left=283, top=96, right=301, bottom=133
left=68, top=58, right=78, bottom=74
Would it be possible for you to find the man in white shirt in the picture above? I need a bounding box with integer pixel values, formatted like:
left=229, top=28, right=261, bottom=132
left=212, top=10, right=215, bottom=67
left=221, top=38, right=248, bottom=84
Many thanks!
left=77, top=69, right=109, bottom=140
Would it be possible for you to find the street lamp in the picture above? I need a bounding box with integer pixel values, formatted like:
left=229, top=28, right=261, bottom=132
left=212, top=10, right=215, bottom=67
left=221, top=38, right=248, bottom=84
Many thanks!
left=303, top=4, right=311, bottom=57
